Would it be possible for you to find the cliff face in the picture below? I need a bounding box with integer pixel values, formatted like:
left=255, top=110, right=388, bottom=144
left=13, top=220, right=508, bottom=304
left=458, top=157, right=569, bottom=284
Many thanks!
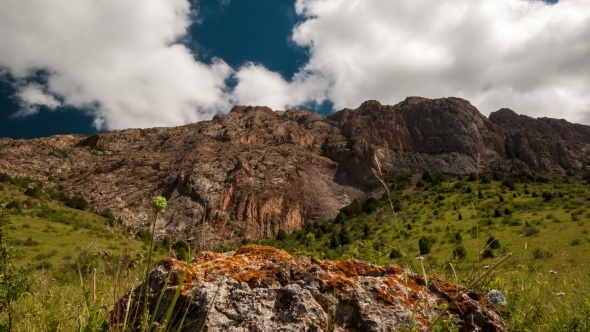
left=1, top=97, right=590, bottom=241
left=113, top=245, right=506, bottom=331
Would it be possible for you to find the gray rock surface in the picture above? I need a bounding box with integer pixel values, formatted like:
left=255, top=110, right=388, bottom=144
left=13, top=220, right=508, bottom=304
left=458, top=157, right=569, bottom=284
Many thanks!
left=2, top=97, right=590, bottom=241
left=112, top=245, right=505, bottom=332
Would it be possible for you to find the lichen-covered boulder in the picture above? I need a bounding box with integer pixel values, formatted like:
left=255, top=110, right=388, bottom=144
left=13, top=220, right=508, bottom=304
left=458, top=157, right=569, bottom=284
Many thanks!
left=112, top=245, right=505, bottom=331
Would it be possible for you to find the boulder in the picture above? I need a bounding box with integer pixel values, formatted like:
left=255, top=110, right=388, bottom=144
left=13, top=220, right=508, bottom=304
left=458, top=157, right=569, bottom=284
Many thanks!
left=112, top=245, right=505, bottom=332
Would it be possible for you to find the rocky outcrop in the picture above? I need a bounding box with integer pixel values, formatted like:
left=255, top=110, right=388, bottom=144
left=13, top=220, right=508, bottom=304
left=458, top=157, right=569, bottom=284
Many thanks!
left=112, top=245, right=505, bottom=332
left=1, top=97, right=590, bottom=241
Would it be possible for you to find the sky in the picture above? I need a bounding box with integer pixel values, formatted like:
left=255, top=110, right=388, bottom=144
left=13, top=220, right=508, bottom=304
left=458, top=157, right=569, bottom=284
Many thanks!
left=1, top=0, right=588, bottom=139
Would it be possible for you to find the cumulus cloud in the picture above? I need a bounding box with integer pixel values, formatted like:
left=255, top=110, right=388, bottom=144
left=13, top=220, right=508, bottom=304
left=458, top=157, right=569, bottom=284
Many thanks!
left=290, top=0, right=590, bottom=122
left=231, top=63, right=329, bottom=110
left=14, top=83, right=62, bottom=116
left=1, top=0, right=589, bottom=130
left=0, top=0, right=233, bottom=130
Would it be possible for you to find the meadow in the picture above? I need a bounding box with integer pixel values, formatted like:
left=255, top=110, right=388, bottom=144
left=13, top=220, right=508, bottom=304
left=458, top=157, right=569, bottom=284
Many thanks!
left=1, top=170, right=590, bottom=331
left=260, top=171, right=590, bottom=331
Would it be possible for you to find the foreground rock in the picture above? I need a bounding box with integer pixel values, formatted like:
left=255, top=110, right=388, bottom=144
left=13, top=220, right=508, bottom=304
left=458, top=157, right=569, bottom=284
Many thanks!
left=112, top=245, right=505, bottom=331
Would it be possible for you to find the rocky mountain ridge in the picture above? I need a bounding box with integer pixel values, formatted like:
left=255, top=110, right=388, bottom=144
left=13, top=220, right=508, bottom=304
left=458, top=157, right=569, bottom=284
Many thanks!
left=2, top=97, right=590, bottom=242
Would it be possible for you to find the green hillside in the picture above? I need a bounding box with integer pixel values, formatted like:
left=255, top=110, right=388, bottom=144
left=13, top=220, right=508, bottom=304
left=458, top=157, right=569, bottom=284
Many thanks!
left=0, top=177, right=170, bottom=331
left=260, top=171, right=590, bottom=330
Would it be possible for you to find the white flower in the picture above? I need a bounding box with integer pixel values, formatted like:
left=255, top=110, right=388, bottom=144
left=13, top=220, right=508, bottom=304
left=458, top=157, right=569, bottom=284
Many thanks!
left=556, top=292, right=565, bottom=297
left=415, top=256, right=425, bottom=261
left=487, top=289, right=506, bottom=306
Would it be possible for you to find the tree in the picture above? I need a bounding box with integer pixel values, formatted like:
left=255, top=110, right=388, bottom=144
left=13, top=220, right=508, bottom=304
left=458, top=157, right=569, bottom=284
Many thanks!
left=363, top=197, right=379, bottom=214
left=339, top=228, right=351, bottom=245
left=362, top=224, right=371, bottom=239
left=418, top=236, right=433, bottom=255
left=334, top=212, right=345, bottom=224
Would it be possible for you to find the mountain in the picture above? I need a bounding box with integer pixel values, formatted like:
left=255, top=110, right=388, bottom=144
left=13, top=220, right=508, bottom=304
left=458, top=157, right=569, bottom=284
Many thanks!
left=2, top=97, right=590, bottom=243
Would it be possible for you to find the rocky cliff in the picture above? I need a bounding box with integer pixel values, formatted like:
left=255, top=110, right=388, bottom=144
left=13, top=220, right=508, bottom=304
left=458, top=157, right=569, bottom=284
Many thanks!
left=112, top=245, right=505, bottom=331
left=1, top=97, right=590, bottom=241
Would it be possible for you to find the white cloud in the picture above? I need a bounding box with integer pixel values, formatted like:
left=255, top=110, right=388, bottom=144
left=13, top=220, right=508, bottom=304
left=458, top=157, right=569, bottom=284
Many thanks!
left=1, top=0, right=589, bottom=130
left=14, top=83, right=61, bottom=116
left=231, top=63, right=329, bottom=110
left=0, top=0, right=233, bottom=130
left=290, top=0, right=590, bottom=122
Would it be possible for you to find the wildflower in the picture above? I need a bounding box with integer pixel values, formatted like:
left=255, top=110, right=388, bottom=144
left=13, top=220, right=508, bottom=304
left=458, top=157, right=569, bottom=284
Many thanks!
left=151, top=196, right=168, bottom=212
left=487, top=289, right=506, bottom=306
left=556, top=292, right=565, bottom=297
left=415, top=256, right=424, bottom=261
left=549, top=270, right=557, bottom=275
left=483, top=265, right=490, bottom=269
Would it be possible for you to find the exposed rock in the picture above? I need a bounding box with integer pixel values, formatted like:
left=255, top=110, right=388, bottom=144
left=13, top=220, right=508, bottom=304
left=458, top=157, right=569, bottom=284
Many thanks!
left=1, top=97, right=590, bottom=241
left=112, top=245, right=505, bottom=332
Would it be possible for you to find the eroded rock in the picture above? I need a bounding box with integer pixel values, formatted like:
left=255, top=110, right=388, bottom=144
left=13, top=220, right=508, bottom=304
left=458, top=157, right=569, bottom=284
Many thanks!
left=112, top=245, right=505, bottom=332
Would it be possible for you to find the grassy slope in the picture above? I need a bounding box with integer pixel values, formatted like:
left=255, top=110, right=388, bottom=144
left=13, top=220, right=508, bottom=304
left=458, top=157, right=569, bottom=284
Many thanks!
left=2, top=171, right=589, bottom=331
left=261, top=173, right=590, bottom=331
left=0, top=182, right=148, bottom=272
left=0, top=181, right=164, bottom=331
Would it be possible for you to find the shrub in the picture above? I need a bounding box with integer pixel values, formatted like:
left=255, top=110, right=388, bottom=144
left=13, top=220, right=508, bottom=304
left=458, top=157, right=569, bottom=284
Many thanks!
left=542, top=191, right=554, bottom=202
left=482, top=248, right=495, bottom=259
left=532, top=191, right=539, bottom=198
left=494, top=208, right=502, bottom=218
left=363, top=197, right=379, bottom=214
left=502, top=179, right=516, bottom=191
left=24, top=185, right=43, bottom=199
left=453, top=245, right=467, bottom=260
left=362, top=224, right=371, bottom=239
left=571, top=238, right=581, bottom=246
left=276, top=229, right=287, bottom=241
left=532, top=248, right=552, bottom=259
left=486, top=236, right=501, bottom=249
left=418, top=235, right=434, bottom=255
left=334, top=212, right=346, bottom=224
left=65, top=193, right=89, bottom=210
left=522, top=226, right=540, bottom=237
left=389, top=248, right=403, bottom=259
left=499, top=195, right=504, bottom=203
left=339, top=228, right=351, bottom=245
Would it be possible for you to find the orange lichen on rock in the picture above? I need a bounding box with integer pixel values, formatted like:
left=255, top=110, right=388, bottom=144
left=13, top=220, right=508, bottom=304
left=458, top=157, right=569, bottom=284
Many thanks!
left=113, top=245, right=506, bottom=332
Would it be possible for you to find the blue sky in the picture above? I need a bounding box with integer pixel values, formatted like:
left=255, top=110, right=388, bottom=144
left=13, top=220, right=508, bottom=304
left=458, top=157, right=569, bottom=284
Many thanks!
left=1, top=0, right=585, bottom=139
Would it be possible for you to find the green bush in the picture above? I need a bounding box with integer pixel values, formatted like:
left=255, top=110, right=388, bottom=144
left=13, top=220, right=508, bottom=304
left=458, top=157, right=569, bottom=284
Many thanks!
left=24, top=185, right=43, bottom=199
left=418, top=235, right=434, bottom=255
left=276, top=229, right=287, bottom=241
left=453, top=245, right=467, bottom=260
left=542, top=191, right=554, bottom=202
left=486, top=236, right=501, bottom=249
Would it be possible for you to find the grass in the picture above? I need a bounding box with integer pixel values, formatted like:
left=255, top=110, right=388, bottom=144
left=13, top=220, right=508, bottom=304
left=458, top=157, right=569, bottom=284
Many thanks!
left=2, top=171, right=590, bottom=330
left=0, top=181, right=171, bottom=331
left=260, top=172, right=590, bottom=330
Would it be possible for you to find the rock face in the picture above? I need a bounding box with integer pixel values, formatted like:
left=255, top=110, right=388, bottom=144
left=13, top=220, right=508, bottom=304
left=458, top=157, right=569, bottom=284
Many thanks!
left=1, top=97, right=590, bottom=241
left=112, top=245, right=505, bottom=332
